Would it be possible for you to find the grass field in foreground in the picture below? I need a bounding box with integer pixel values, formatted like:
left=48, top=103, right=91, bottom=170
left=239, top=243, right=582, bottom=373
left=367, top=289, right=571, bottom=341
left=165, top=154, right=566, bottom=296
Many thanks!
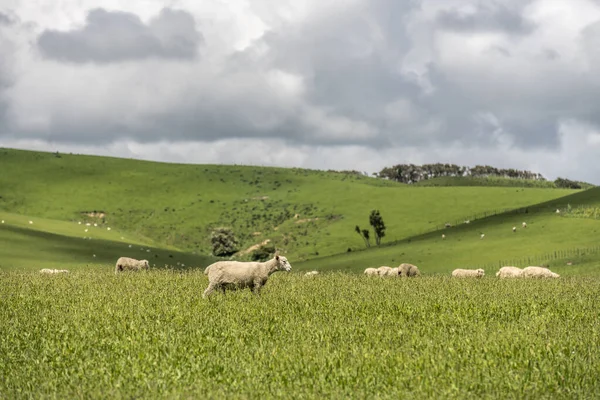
left=1, top=271, right=599, bottom=399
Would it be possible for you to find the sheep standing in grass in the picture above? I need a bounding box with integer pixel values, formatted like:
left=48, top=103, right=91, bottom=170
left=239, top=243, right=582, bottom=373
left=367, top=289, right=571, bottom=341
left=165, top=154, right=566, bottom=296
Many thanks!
left=40, top=269, right=69, bottom=274
left=377, top=266, right=393, bottom=276
left=203, top=254, right=292, bottom=298
left=364, top=268, right=379, bottom=276
left=496, top=266, right=523, bottom=278
left=115, top=257, right=149, bottom=273
left=398, top=263, right=420, bottom=277
left=522, top=222, right=527, bottom=228
left=522, top=266, right=560, bottom=278
left=452, top=268, right=485, bottom=278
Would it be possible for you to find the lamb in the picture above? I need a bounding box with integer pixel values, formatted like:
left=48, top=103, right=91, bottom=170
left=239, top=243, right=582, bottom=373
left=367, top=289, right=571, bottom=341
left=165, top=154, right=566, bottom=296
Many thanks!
left=398, top=263, right=420, bottom=277
left=304, top=271, right=319, bottom=277
left=202, top=254, right=292, bottom=298
left=522, top=266, right=560, bottom=278
left=364, top=268, right=379, bottom=276
left=452, top=268, right=485, bottom=278
left=522, top=222, right=527, bottom=228
left=115, top=257, right=149, bottom=273
left=480, top=233, right=485, bottom=239
left=40, top=269, right=69, bottom=274
left=496, top=266, right=523, bottom=278
left=512, top=226, right=517, bottom=232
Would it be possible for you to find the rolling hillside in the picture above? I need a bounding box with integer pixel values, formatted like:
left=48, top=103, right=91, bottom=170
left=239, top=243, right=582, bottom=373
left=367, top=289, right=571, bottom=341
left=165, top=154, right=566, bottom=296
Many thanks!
left=0, top=148, right=582, bottom=271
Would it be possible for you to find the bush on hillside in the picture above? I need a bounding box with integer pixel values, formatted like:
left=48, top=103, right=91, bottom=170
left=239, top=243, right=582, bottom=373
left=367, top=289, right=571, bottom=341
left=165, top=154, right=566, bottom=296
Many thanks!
left=251, top=244, right=277, bottom=261
left=210, top=227, right=240, bottom=257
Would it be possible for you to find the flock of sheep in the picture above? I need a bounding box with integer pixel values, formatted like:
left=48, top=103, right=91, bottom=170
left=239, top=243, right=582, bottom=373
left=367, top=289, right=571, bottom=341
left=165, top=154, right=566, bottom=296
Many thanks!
left=362, top=264, right=560, bottom=279
left=38, top=253, right=560, bottom=298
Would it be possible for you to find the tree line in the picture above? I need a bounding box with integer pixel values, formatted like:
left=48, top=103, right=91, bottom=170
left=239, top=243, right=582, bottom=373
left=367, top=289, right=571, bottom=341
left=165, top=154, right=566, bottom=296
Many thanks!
left=374, top=163, right=545, bottom=184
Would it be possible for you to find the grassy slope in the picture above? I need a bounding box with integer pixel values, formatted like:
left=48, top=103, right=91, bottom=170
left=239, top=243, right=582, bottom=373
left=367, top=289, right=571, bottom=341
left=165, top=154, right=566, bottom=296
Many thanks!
left=2, top=271, right=599, bottom=398
left=0, top=148, right=578, bottom=267
left=297, top=187, right=600, bottom=275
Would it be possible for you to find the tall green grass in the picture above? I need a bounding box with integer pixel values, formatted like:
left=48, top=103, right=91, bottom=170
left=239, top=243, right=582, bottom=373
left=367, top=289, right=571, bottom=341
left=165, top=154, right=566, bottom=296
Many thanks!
left=1, top=271, right=599, bottom=399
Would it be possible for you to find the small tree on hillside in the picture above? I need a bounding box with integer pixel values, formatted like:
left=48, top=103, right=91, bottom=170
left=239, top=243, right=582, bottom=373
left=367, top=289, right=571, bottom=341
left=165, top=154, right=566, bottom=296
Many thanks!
left=210, top=227, right=240, bottom=257
left=355, top=225, right=371, bottom=248
left=369, top=210, right=386, bottom=246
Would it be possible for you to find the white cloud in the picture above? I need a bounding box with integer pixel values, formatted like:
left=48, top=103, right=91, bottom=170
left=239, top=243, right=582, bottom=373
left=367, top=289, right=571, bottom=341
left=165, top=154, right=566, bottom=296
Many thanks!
left=1, top=0, right=600, bottom=183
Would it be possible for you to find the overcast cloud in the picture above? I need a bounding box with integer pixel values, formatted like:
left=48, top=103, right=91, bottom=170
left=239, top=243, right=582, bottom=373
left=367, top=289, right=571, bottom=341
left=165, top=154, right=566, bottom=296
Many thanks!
left=1, top=0, right=600, bottom=183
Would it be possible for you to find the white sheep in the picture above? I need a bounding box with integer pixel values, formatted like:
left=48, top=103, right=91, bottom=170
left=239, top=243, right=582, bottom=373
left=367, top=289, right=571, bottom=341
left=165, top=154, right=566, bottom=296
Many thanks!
left=452, top=268, right=485, bottom=278
left=512, top=226, right=516, bottom=232
left=304, top=271, right=319, bottom=277
left=107, top=227, right=111, bottom=231
left=1, top=220, right=4, bottom=224
left=115, top=257, right=149, bottom=273
left=556, top=209, right=561, bottom=214
left=398, top=263, right=420, bottom=277
left=522, top=222, right=527, bottom=228
left=29, top=220, right=33, bottom=224
left=522, top=266, right=560, bottom=278
left=364, top=268, right=379, bottom=276
left=496, top=266, right=523, bottom=278
left=442, top=234, right=446, bottom=239
left=40, top=269, right=69, bottom=274
left=203, top=254, right=292, bottom=297
left=480, top=233, right=485, bottom=239
left=377, top=266, right=394, bottom=276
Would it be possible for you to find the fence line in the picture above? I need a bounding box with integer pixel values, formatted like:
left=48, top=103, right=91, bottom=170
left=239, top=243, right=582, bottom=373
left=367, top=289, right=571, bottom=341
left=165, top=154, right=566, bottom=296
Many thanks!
left=478, top=245, right=600, bottom=271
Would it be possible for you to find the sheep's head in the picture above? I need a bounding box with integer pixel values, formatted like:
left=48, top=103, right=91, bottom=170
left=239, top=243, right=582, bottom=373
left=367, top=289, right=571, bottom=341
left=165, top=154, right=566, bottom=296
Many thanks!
left=477, top=269, right=485, bottom=277
left=275, top=255, right=292, bottom=271
left=142, top=260, right=149, bottom=270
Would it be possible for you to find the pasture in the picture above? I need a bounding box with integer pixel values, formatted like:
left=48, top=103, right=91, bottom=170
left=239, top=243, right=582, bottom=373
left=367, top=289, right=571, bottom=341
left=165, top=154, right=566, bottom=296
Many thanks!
left=0, top=148, right=581, bottom=262
left=1, top=271, right=599, bottom=399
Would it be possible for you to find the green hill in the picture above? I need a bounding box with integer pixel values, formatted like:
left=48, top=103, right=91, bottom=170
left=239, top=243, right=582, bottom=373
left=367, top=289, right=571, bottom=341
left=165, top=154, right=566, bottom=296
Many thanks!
left=0, top=148, right=583, bottom=270
left=297, top=187, right=600, bottom=276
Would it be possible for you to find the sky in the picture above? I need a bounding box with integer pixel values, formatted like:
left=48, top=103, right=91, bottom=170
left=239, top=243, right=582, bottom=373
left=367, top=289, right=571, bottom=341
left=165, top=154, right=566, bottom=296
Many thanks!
left=1, top=0, right=600, bottom=182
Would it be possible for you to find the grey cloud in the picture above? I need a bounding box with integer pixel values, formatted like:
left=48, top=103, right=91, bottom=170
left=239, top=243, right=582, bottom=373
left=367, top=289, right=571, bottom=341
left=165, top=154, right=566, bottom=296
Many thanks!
left=37, top=8, right=202, bottom=63
left=0, top=12, right=14, bottom=25
left=436, top=2, right=536, bottom=35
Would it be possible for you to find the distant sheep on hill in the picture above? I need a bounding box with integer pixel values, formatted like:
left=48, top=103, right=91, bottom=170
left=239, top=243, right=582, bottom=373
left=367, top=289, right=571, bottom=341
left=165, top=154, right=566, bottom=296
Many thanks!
left=496, top=266, right=523, bottom=278
left=452, top=268, right=485, bottom=278
left=203, top=254, right=292, bottom=298
left=522, top=266, right=560, bottom=278
left=115, top=257, right=149, bottom=273
left=40, top=269, right=69, bottom=274
left=522, top=222, right=527, bottom=228
left=398, top=263, right=420, bottom=277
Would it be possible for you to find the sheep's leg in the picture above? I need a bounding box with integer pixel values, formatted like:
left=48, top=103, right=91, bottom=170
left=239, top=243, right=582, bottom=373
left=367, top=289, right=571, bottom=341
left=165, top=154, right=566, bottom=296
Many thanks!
left=203, top=283, right=217, bottom=298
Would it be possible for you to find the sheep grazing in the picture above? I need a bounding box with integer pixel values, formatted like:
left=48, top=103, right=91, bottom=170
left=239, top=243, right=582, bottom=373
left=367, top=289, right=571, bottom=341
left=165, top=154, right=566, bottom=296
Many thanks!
left=480, top=233, right=485, bottom=239
left=115, top=257, right=149, bottom=273
left=556, top=209, right=561, bottom=214
left=452, top=268, right=485, bottom=278
left=522, top=222, right=527, bottom=228
left=40, top=269, right=69, bottom=274
left=377, top=266, right=394, bottom=276
left=496, top=266, right=523, bottom=278
left=203, top=254, right=292, bottom=298
left=364, top=268, right=379, bottom=276
left=398, top=263, right=420, bottom=277
left=304, top=271, right=319, bottom=277
left=522, top=266, right=560, bottom=278
left=512, top=226, right=516, bottom=232
left=442, top=234, right=446, bottom=239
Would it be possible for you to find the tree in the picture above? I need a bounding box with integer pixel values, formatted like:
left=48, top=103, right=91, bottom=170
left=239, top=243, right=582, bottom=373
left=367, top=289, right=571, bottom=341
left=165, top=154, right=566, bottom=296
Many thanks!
left=355, top=225, right=371, bottom=248
left=210, top=227, right=240, bottom=256
left=369, top=210, right=386, bottom=246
